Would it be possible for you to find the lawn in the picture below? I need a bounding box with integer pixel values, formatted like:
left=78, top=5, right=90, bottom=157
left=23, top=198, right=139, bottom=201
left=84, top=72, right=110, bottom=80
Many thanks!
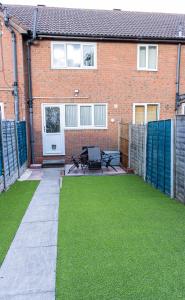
left=56, top=175, right=185, bottom=299
left=0, top=181, right=39, bottom=266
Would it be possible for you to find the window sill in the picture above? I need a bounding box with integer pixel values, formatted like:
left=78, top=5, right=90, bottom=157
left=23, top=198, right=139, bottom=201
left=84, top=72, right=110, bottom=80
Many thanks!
left=51, top=66, right=97, bottom=70
left=64, top=127, right=108, bottom=130
left=137, top=68, right=158, bottom=72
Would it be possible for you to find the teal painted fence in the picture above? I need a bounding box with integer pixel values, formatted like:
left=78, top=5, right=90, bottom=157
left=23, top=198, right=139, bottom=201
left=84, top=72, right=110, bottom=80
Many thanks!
left=17, top=121, right=27, bottom=167
left=146, top=120, right=173, bottom=197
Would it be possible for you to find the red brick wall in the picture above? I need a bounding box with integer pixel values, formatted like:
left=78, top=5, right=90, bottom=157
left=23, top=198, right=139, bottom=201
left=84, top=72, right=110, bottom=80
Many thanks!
left=30, top=40, right=180, bottom=163
left=0, top=18, right=27, bottom=120
left=1, top=24, right=184, bottom=164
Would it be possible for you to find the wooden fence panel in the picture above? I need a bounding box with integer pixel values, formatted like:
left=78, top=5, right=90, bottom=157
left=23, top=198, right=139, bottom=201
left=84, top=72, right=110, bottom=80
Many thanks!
left=0, top=120, right=28, bottom=191
left=129, top=124, right=146, bottom=178
left=119, top=123, right=129, bottom=168
left=146, top=120, right=173, bottom=197
left=176, top=115, right=185, bottom=203
left=2, top=121, right=18, bottom=190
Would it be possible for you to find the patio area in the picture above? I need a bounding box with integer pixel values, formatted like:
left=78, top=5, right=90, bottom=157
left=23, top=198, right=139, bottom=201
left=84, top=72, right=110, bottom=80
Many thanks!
left=65, top=164, right=126, bottom=176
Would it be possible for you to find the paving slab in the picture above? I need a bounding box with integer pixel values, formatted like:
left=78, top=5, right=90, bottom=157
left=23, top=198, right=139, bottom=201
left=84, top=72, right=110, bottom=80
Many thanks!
left=30, top=194, right=59, bottom=207
left=22, top=203, right=58, bottom=223
left=0, top=168, right=62, bottom=299
left=11, top=221, right=58, bottom=248
left=0, top=246, right=56, bottom=297
left=3, top=291, right=55, bottom=300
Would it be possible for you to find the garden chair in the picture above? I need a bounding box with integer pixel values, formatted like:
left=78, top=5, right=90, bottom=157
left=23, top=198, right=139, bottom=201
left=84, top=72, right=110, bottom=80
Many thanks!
left=67, top=156, right=80, bottom=174
left=101, top=152, right=118, bottom=172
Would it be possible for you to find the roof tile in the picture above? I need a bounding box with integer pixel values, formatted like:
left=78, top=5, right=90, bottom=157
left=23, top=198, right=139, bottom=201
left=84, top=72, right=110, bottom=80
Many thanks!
left=3, top=4, right=185, bottom=40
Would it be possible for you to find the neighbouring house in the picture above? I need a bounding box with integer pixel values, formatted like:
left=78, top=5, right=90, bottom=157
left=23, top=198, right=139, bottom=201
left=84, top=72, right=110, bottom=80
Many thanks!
left=0, top=4, right=185, bottom=164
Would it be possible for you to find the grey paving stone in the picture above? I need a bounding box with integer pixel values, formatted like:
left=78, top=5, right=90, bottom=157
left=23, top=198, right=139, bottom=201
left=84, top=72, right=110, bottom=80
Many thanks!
left=22, top=204, right=58, bottom=223
left=11, top=221, right=58, bottom=248
left=29, top=194, right=59, bottom=207
left=0, top=169, right=61, bottom=300
left=0, top=291, right=55, bottom=300
left=35, top=184, right=60, bottom=195
left=0, top=246, right=57, bottom=297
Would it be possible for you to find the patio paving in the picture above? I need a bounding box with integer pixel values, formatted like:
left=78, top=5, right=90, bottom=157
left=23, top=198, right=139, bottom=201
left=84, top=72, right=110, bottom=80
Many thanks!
left=0, top=168, right=62, bottom=300
left=65, top=164, right=126, bottom=176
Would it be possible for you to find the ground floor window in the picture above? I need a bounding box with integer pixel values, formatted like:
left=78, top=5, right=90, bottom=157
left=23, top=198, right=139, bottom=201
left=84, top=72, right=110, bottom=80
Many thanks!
left=65, top=103, right=107, bottom=129
left=181, top=103, right=185, bottom=114
left=0, top=103, right=4, bottom=119
left=133, top=103, right=159, bottom=124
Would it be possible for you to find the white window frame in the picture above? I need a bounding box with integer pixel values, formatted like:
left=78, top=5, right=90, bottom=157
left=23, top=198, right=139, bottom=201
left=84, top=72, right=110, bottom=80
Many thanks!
left=137, top=44, right=158, bottom=71
left=51, top=41, right=97, bottom=70
left=0, top=102, right=4, bottom=119
left=133, top=103, right=160, bottom=124
left=181, top=103, right=185, bottom=114
left=64, top=103, right=108, bottom=130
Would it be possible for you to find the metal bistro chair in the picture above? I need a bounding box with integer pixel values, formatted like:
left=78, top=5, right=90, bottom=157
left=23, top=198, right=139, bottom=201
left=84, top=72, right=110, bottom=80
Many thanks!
left=101, top=151, right=118, bottom=172
left=68, top=148, right=89, bottom=174
left=67, top=155, right=80, bottom=174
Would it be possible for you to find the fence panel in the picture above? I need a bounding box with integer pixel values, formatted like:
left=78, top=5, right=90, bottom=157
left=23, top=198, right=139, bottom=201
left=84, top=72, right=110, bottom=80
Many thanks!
left=0, top=124, right=4, bottom=192
left=129, top=124, right=146, bottom=178
left=146, top=119, right=173, bottom=197
left=2, top=121, right=19, bottom=189
left=17, top=121, right=27, bottom=174
left=119, top=123, right=129, bottom=168
left=175, top=115, right=185, bottom=203
left=0, top=120, right=28, bottom=192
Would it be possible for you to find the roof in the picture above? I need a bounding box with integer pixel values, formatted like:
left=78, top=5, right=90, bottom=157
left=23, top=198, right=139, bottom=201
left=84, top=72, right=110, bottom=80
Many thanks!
left=2, top=4, right=185, bottom=41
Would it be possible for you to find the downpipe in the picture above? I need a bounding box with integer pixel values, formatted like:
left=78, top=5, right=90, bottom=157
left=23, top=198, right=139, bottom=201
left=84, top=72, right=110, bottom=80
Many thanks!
left=176, top=43, right=181, bottom=111
left=27, top=43, right=34, bottom=164
left=12, top=31, right=19, bottom=122
left=4, top=7, right=19, bottom=121
left=27, top=7, right=38, bottom=164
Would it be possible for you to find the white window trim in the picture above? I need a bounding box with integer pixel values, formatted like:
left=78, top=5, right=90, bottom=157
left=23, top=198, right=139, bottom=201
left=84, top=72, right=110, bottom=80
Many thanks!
left=137, top=44, right=158, bottom=72
left=133, top=103, right=160, bottom=124
left=51, top=41, right=97, bottom=70
left=65, top=103, right=108, bottom=130
left=181, top=103, right=185, bottom=114
left=0, top=102, right=5, bottom=119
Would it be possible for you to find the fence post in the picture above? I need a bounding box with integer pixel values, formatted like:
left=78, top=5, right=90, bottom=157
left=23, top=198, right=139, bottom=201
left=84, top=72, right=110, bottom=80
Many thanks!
left=170, top=119, right=175, bottom=198
left=118, top=121, right=120, bottom=152
left=15, top=121, right=20, bottom=178
left=128, top=124, right=131, bottom=168
left=0, top=119, right=6, bottom=190
left=143, top=124, right=147, bottom=181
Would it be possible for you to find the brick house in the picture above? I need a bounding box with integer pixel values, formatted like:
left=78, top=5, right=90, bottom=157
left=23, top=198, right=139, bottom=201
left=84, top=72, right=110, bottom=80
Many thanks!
left=0, top=4, right=185, bottom=164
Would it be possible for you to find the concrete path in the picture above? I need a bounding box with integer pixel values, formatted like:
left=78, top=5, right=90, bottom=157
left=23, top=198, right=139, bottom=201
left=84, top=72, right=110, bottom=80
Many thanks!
left=0, top=168, right=62, bottom=300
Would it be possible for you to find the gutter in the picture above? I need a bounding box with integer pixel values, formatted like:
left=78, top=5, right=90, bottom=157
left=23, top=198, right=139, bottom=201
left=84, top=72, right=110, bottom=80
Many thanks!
left=3, top=7, right=19, bottom=122
left=27, top=7, right=38, bottom=164
left=37, top=33, right=185, bottom=44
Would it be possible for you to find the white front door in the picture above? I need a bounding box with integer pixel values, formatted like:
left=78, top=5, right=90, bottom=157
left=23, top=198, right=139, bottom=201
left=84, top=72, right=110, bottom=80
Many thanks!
left=42, top=104, right=65, bottom=155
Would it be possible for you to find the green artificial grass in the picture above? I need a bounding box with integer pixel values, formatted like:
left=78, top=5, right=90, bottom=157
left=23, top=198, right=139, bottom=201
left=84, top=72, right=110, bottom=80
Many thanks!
left=0, top=180, right=39, bottom=266
left=57, top=175, right=185, bottom=300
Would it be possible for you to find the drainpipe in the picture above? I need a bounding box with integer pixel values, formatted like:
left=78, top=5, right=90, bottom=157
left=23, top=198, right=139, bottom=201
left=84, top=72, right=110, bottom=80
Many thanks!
left=176, top=43, right=181, bottom=110
left=27, top=7, right=38, bottom=164
left=4, top=8, right=19, bottom=121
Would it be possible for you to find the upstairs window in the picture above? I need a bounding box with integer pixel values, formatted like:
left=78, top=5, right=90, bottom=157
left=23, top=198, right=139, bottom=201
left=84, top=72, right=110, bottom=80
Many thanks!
left=133, top=103, right=159, bottom=124
left=137, top=45, right=158, bottom=71
left=51, top=42, right=96, bottom=69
